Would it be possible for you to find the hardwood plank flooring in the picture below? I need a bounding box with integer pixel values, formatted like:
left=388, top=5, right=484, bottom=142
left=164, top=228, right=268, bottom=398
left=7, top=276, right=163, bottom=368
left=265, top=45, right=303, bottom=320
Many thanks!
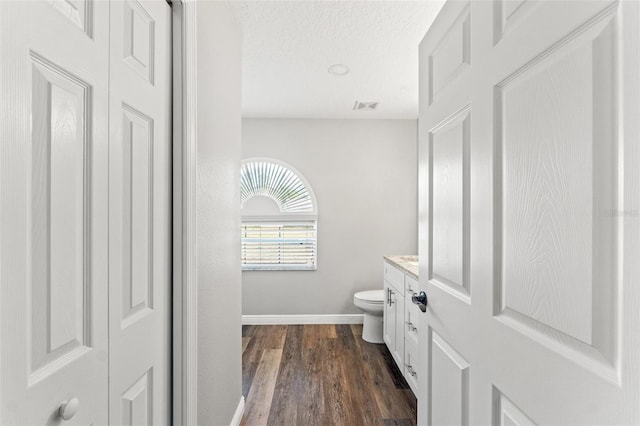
left=244, top=349, right=284, bottom=425
left=241, top=324, right=416, bottom=426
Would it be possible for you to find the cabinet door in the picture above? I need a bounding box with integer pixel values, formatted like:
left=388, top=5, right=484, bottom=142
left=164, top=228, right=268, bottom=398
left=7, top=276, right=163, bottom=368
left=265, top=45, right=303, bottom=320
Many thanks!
left=383, top=282, right=396, bottom=352
left=392, top=288, right=405, bottom=371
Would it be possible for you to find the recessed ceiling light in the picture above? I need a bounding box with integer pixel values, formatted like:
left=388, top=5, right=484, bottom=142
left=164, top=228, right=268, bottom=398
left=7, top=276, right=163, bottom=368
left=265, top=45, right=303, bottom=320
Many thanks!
left=328, top=64, right=350, bottom=76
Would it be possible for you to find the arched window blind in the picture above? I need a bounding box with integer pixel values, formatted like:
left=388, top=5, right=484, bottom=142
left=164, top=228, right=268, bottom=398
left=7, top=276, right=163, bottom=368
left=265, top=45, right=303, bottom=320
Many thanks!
left=240, top=159, right=317, bottom=271
left=241, top=161, right=314, bottom=213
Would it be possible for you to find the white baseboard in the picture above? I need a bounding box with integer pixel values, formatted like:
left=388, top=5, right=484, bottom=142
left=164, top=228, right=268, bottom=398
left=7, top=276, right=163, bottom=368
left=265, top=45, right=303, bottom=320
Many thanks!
left=230, top=396, right=245, bottom=426
left=242, top=314, right=364, bottom=325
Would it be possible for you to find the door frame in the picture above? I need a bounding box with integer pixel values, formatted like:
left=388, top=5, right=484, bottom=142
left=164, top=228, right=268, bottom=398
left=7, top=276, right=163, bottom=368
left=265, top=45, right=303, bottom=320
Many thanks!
left=170, top=0, right=198, bottom=424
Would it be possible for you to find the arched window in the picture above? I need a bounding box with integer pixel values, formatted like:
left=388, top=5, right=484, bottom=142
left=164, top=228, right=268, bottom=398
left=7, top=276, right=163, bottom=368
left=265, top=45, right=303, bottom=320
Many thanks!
left=240, top=158, right=318, bottom=270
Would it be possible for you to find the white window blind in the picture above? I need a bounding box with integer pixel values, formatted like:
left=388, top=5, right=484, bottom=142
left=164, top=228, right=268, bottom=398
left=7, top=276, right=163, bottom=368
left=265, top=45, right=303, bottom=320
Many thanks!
left=241, top=158, right=318, bottom=271
left=241, top=221, right=317, bottom=270
left=241, top=161, right=314, bottom=213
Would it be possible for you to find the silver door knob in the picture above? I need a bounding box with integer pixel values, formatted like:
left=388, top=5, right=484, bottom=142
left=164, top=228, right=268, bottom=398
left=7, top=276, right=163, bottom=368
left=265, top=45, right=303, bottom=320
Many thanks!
left=58, top=398, right=80, bottom=421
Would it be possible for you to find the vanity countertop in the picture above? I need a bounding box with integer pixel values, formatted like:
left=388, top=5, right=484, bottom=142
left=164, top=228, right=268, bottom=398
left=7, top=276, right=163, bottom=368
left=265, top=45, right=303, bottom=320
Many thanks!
left=384, top=255, right=418, bottom=279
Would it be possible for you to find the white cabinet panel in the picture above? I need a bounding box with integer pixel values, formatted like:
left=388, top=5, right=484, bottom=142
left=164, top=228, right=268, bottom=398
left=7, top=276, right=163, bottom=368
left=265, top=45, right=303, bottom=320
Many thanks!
left=405, top=299, right=421, bottom=345
left=383, top=281, right=396, bottom=352
left=405, top=274, right=419, bottom=295
left=384, top=261, right=405, bottom=290
left=393, top=288, right=405, bottom=370
left=405, top=338, right=419, bottom=396
left=384, top=276, right=404, bottom=371
left=384, top=261, right=406, bottom=374
left=384, top=259, right=420, bottom=395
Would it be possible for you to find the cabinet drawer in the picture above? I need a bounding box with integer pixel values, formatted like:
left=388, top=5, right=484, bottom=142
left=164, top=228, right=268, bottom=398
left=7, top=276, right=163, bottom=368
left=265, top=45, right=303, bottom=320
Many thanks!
left=404, top=338, right=419, bottom=395
left=384, top=261, right=404, bottom=291
left=404, top=296, right=420, bottom=345
left=405, top=275, right=419, bottom=295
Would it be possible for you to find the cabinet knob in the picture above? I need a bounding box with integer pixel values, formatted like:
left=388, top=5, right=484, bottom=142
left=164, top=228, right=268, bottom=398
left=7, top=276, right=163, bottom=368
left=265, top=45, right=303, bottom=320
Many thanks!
left=58, top=398, right=80, bottom=421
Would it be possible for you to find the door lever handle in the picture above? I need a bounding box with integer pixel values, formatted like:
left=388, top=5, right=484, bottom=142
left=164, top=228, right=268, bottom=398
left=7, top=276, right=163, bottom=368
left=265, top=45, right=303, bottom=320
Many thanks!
left=411, top=291, right=428, bottom=312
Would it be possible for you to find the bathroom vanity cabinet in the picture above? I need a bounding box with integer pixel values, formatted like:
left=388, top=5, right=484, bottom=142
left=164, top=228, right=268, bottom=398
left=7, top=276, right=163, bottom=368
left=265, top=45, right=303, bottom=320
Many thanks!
left=383, top=256, right=420, bottom=396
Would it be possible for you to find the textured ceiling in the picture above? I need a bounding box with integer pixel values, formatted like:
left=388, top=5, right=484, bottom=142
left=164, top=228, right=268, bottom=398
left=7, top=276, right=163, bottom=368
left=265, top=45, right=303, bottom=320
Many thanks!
left=229, top=1, right=446, bottom=119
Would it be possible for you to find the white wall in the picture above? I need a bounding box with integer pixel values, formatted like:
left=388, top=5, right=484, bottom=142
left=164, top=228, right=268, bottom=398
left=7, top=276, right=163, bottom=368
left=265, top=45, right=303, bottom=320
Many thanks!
left=242, top=118, right=418, bottom=315
left=196, top=3, right=243, bottom=424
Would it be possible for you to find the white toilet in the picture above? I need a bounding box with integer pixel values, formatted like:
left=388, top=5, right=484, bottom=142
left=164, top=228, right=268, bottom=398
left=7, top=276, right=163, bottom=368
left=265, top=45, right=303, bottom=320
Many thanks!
left=353, top=289, right=385, bottom=344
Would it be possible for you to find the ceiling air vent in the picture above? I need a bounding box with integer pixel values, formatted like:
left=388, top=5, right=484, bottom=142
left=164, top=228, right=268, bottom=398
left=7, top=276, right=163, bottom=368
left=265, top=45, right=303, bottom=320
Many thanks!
left=353, top=101, right=379, bottom=111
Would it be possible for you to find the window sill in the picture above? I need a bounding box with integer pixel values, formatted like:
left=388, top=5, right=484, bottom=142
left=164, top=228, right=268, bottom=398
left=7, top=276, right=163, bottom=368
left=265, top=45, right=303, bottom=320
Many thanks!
left=242, top=265, right=317, bottom=271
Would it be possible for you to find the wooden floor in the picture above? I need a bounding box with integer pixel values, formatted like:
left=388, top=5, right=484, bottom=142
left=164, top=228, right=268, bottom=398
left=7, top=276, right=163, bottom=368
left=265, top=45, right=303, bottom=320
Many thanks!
left=241, top=324, right=417, bottom=426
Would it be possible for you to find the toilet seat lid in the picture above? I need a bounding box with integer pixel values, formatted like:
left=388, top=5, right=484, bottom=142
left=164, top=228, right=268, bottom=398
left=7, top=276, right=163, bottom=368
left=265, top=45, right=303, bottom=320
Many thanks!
left=354, top=289, right=385, bottom=303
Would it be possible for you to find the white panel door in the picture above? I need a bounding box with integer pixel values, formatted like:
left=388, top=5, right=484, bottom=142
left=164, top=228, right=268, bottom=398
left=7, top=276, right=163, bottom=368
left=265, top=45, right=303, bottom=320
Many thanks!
left=417, top=1, right=640, bottom=424
left=0, top=1, right=110, bottom=424
left=108, top=1, right=172, bottom=425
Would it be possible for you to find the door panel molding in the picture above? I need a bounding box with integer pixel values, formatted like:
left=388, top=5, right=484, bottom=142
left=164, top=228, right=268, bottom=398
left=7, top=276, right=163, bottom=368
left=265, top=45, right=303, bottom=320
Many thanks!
left=492, top=386, right=536, bottom=426
left=493, top=0, right=537, bottom=46
left=121, top=103, right=155, bottom=329
left=428, top=103, right=471, bottom=304
left=492, top=5, right=619, bottom=382
left=29, top=50, right=93, bottom=380
left=428, top=328, right=470, bottom=426
left=428, top=2, right=471, bottom=105
left=121, top=367, right=154, bottom=426
left=123, top=0, right=155, bottom=84
left=50, top=0, right=93, bottom=38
